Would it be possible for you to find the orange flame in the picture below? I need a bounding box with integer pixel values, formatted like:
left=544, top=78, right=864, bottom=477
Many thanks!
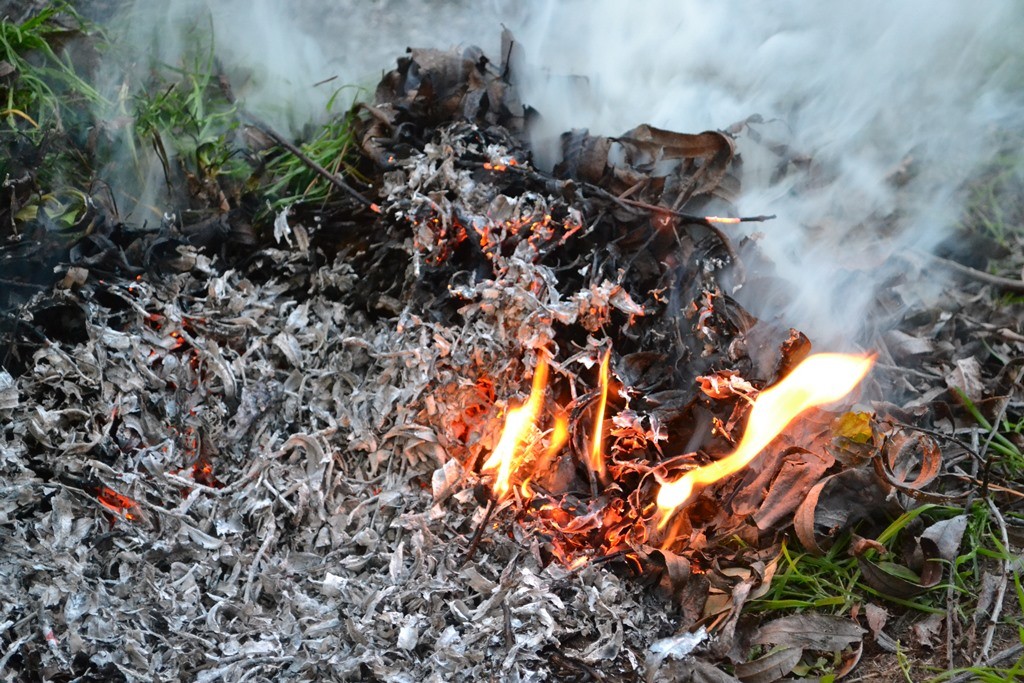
left=656, top=353, right=874, bottom=526
left=590, top=348, right=611, bottom=482
left=704, top=216, right=741, bottom=224
left=481, top=358, right=550, bottom=499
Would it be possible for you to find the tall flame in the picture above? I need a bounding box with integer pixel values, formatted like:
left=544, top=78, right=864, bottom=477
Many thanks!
left=656, top=353, right=874, bottom=525
left=590, top=348, right=611, bottom=482
left=481, top=358, right=550, bottom=499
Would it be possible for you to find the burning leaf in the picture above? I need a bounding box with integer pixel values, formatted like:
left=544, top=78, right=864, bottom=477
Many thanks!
left=751, top=446, right=834, bottom=531
left=95, top=486, right=140, bottom=522
left=658, top=353, right=875, bottom=525
left=480, top=357, right=550, bottom=498
left=589, top=347, right=611, bottom=482
left=696, top=370, right=756, bottom=400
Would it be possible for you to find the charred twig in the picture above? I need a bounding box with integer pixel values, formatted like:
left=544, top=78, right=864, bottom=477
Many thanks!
left=216, top=70, right=374, bottom=209
left=461, top=496, right=497, bottom=567
left=614, top=194, right=775, bottom=227
left=241, top=111, right=375, bottom=208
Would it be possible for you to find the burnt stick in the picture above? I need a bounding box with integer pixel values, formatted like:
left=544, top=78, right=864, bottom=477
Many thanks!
left=460, top=496, right=497, bottom=567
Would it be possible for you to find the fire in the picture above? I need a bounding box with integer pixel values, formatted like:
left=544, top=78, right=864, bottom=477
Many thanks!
left=656, top=353, right=874, bottom=525
left=481, top=357, right=550, bottom=498
left=589, top=348, right=611, bottom=482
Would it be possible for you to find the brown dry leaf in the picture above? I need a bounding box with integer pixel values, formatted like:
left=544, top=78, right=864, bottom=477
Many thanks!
left=911, top=612, right=945, bottom=648
left=946, top=356, right=985, bottom=404
left=751, top=614, right=865, bottom=652
left=650, top=657, right=741, bottom=683
left=734, top=645, right=802, bottom=683
left=752, top=446, right=834, bottom=531
left=856, top=556, right=932, bottom=598
left=874, top=432, right=943, bottom=497
left=921, top=514, right=968, bottom=563
left=863, top=603, right=890, bottom=641
left=615, top=126, right=735, bottom=206
left=794, top=468, right=890, bottom=555
left=858, top=513, right=968, bottom=598
left=882, top=329, right=935, bottom=363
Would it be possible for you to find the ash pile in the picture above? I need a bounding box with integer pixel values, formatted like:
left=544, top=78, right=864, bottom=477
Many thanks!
left=0, top=38, right=1006, bottom=682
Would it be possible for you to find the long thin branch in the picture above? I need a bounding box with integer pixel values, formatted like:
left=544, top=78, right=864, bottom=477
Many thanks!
left=926, top=252, right=1024, bottom=292
left=241, top=111, right=375, bottom=208
left=977, top=497, right=1010, bottom=665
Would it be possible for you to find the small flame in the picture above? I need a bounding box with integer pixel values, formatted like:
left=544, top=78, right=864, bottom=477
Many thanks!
left=704, top=216, right=741, bottom=224
left=481, top=358, right=550, bottom=499
left=590, top=348, right=611, bottom=482
left=548, top=410, right=570, bottom=460
left=656, top=353, right=874, bottom=526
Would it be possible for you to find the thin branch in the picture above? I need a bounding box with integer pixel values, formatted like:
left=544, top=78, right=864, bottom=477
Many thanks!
left=461, top=496, right=497, bottom=567
left=925, top=252, right=1024, bottom=293
left=241, top=111, right=375, bottom=208
left=977, top=497, right=1010, bottom=665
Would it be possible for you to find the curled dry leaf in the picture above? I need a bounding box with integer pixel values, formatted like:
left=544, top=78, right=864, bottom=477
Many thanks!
left=872, top=431, right=944, bottom=499
left=794, top=468, right=891, bottom=555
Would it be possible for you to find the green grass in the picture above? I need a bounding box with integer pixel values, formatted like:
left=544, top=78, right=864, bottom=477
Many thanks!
left=259, top=86, right=366, bottom=217
left=0, top=2, right=365, bottom=230
left=0, top=2, right=104, bottom=134
left=961, top=146, right=1024, bottom=249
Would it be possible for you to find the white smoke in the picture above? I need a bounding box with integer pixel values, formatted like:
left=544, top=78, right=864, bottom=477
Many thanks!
left=509, top=0, right=1024, bottom=346
left=100, top=0, right=1024, bottom=344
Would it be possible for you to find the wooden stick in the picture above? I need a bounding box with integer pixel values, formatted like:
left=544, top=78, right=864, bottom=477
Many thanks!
left=461, top=496, right=497, bottom=567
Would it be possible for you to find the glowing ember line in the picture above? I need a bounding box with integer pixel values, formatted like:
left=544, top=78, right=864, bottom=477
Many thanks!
left=704, top=216, right=741, bottom=224
left=590, top=348, right=611, bottom=482
left=481, top=358, right=550, bottom=499
left=656, top=353, right=874, bottom=527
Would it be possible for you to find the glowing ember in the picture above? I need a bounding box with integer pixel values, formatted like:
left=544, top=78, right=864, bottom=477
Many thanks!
left=96, top=487, right=139, bottom=521
left=704, top=216, right=741, bottom=224
left=656, top=353, right=874, bottom=525
left=481, top=357, right=550, bottom=498
left=590, top=348, right=611, bottom=482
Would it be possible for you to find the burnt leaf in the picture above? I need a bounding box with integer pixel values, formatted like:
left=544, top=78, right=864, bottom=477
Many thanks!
left=771, top=328, right=811, bottom=382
